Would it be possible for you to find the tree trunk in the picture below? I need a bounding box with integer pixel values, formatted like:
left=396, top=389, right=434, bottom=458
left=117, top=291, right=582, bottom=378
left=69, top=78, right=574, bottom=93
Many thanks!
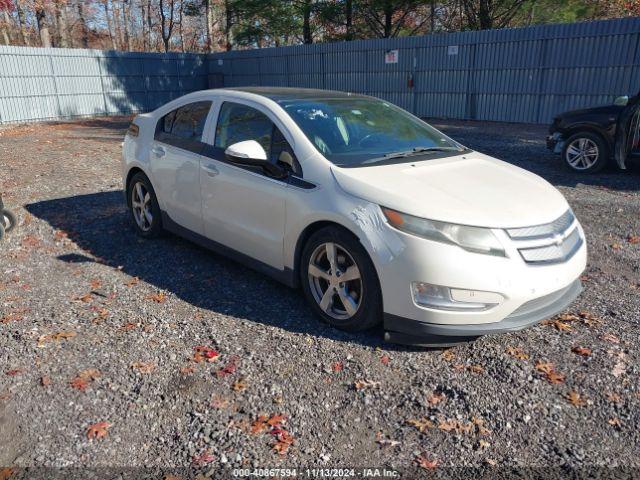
left=15, top=0, right=29, bottom=45
left=430, top=0, right=435, bottom=33
left=76, top=0, right=88, bottom=48
left=122, top=0, right=132, bottom=51
left=302, top=0, right=312, bottom=44
left=35, top=5, right=51, bottom=48
left=178, top=0, right=184, bottom=52
left=383, top=0, right=393, bottom=38
left=1, top=10, right=12, bottom=45
left=146, top=0, right=152, bottom=51
left=205, top=0, right=215, bottom=52
left=103, top=0, right=118, bottom=50
left=478, top=0, right=492, bottom=30
left=159, top=0, right=175, bottom=53
left=54, top=0, right=69, bottom=48
left=345, top=0, right=353, bottom=40
left=113, top=1, right=123, bottom=49
left=140, top=0, right=147, bottom=50
left=224, top=0, right=233, bottom=51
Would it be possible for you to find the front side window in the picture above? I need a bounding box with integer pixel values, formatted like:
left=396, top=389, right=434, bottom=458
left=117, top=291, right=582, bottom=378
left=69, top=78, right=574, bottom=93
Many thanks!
left=214, top=102, right=273, bottom=156
left=280, top=97, right=466, bottom=167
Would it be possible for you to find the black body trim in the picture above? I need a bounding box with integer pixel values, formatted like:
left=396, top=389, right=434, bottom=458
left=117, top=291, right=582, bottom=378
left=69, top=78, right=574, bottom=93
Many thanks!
left=383, top=279, right=583, bottom=346
left=160, top=211, right=296, bottom=288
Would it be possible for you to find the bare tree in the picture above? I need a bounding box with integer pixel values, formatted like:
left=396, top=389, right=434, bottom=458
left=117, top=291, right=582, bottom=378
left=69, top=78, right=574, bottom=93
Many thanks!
left=35, top=1, right=52, bottom=47
left=54, top=0, right=69, bottom=47
left=158, top=0, right=176, bottom=52
left=461, top=0, right=529, bottom=30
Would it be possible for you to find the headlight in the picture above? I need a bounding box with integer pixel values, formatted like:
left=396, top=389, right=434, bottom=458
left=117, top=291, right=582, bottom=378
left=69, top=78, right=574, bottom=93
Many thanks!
left=382, top=207, right=506, bottom=257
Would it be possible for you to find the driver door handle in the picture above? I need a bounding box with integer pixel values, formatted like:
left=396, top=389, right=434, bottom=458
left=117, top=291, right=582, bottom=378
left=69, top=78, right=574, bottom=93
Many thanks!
left=202, top=163, right=219, bottom=177
left=151, top=145, right=165, bottom=157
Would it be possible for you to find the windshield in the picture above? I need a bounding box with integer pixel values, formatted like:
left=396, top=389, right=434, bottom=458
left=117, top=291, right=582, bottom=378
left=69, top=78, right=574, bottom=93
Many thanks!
left=280, top=97, right=466, bottom=167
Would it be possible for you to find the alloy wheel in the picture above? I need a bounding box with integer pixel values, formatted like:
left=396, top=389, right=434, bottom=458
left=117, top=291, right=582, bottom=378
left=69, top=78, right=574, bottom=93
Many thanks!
left=131, top=181, right=153, bottom=232
left=565, top=138, right=599, bottom=170
left=308, top=242, right=363, bottom=320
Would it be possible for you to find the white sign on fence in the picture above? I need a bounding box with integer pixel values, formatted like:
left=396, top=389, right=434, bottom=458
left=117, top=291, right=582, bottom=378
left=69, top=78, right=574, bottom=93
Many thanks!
left=384, top=49, right=399, bottom=64
left=448, top=45, right=459, bottom=56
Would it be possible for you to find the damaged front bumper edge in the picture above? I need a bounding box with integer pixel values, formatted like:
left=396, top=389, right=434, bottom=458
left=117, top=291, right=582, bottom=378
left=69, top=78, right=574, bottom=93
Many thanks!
left=383, top=279, right=583, bottom=347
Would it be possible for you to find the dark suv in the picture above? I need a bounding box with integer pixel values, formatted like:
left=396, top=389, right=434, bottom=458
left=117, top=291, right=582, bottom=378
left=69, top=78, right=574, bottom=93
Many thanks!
left=547, top=92, right=640, bottom=173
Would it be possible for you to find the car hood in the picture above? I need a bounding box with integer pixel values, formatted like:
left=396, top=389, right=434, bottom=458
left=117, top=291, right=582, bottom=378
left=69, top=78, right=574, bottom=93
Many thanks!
left=559, top=104, right=625, bottom=119
left=331, top=152, right=569, bottom=228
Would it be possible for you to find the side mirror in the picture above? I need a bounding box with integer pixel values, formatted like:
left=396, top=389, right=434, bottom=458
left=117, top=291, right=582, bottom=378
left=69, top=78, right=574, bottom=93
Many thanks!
left=224, top=140, right=286, bottom=178
left=614, top=95, right=629, bottom=107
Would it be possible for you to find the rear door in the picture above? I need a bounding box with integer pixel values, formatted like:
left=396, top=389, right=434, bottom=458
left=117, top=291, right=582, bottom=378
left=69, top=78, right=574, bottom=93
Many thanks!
left=150, top=101, right=212, bottom=234
left=615, top=98, right=640, bottom=169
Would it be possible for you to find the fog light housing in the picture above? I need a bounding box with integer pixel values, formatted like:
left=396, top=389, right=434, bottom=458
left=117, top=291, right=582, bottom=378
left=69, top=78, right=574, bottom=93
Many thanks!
left=412, top=282, right=503, bottom=311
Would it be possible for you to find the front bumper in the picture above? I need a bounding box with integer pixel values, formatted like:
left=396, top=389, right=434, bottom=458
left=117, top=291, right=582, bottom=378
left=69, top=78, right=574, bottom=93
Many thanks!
left=384, top=279, right=583, bottom=346
left=547, top=132, right=565, bottom=154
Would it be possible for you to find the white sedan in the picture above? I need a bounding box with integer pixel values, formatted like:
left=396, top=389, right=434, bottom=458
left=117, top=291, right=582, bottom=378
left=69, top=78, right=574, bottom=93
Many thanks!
left=122, top=87, right=586, bottom=346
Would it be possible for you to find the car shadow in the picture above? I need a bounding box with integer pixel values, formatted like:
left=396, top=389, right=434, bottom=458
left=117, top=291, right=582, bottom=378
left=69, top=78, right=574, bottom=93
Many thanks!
left=26, top=191, right=422, bottom=350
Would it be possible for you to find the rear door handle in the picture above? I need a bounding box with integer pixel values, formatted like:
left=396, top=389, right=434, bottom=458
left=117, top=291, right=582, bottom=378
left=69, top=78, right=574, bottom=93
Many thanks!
left=151, top=146, right=165, bottom=157
left=202, top=163, right=219, bottom=177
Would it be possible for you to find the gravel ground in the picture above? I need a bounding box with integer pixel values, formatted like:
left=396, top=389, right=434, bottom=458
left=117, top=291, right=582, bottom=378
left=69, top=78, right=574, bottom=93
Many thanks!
left=0, top=116, right=638, bottom=478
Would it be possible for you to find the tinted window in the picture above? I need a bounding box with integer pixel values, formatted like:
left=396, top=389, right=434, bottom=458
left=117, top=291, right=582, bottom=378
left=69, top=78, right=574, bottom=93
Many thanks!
left=280, top=98, right=465, bottom=167
left=214, top=102, right=272, bottom=156
left=157, top=101, right=211, bottom=141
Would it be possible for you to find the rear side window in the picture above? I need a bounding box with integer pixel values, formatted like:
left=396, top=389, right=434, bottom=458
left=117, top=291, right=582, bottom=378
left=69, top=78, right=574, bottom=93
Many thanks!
left=155, top=101, right=212, bottom=152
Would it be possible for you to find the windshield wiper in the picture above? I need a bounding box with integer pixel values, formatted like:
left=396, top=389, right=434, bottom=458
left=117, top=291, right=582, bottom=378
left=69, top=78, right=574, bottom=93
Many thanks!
left=361, top=146, right=462, bottom=164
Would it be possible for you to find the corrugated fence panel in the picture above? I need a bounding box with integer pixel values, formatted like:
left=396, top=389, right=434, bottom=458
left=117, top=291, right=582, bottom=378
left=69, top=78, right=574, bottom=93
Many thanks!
left=0, top=46, right=209, bottom=123
left=1, top=17, right=640, bottom=124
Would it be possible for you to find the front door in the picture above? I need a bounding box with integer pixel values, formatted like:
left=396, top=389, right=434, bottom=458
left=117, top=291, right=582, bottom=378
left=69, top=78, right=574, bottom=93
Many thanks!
left=199, top=101, right=293, bottom=270
left=615, top=98, right=640, bottom=169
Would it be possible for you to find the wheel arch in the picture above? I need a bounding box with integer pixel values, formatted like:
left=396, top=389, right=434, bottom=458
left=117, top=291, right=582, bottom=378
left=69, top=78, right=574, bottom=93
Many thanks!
left=563, top=126, right=613, bottom=153
left=292, top=220, right=369, bottom=288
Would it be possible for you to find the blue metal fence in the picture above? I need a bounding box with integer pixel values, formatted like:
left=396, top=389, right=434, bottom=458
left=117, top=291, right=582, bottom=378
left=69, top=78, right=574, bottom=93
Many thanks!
left=1, top=17, right=638, bottom=125
left=210, top=17, right=640, bottom=124
left=0, top=46, right=208, bottom=124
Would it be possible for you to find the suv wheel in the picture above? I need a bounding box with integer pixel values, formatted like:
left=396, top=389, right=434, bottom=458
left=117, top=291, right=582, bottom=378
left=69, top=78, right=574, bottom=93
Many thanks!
left=128, top=172, right=163, bottom=238
left=562, top=132, right=609, bottom=173
left=300, top=226, right=382, bottom=332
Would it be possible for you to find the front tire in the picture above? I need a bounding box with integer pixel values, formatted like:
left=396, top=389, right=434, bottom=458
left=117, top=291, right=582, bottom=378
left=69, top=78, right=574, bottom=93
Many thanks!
left=562, top=132, right=609, bottom=173
left=1, top=209, right=17, bottom=233
left=127, top=172, right=163, bottom=238
left=300, top=226, right=382, bottom=332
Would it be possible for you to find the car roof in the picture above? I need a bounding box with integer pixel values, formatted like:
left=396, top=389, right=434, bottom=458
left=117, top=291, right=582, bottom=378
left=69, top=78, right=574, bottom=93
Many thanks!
left=219, top=86, right=371, bottom=103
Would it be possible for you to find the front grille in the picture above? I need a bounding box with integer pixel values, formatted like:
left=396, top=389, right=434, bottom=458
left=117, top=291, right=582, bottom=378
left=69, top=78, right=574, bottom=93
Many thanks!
left=506, top=209, right=575, bottom=240
left=508, top=280, right=578, bottom=318
left=519, top=227, right=583, bottom=264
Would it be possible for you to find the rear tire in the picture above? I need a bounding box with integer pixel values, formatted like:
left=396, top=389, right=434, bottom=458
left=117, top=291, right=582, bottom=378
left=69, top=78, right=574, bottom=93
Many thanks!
left=300, top=226, right=382, bottom=332
left=562, top=132, right=609, bottom=173
left=127, top=172, right=163, bottom=238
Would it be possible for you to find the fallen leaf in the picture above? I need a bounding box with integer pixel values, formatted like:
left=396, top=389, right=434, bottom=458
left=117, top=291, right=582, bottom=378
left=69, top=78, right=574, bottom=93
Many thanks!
left=70, top=377, right=89, bottom=391
left=5, top=369, right=23, bottom=376
left=608, top=417, right=622, bottom=428
left=566, top=390, right=586, bottom=406
left=90, top=279, right=102, bottom=290
left=485, top=458, right=497, bottom=466
left=611, top=243, right=622, bottom=250
left=506, top=347, right=529, bottom=360
left=180, top=365, right=195, bottom=374
left=216, top=357, right=239, bottom=377
left=267, top=414, right=287, bottom=427
left=605, top=392, right=621, bottom=403
left=612, top=361, right=626, bottom=378
left=438, top=419, right=472, bottom=434
left=192, top=451, right=215, bottom=466
left=407, top=417, right=434, bottom=433
left=146, top=292, right=166, bottom=303
left=193, top=345, right=220, bottom=363
left=211, top=395, right=230, bottom=409
left=271, top=428, right=294, bottom=455
left=426, top=392, right=446, bottom=407
left=380, top=355, right=390, bottom=365
left=468, top=365, right=484, bottom=374
left=441, top=349, right=455, bottom=361
left=86, top=421, right=110, bottom=440
left=628, top=235, right=640, bottom=244
left=535, top=361, right=565, bottom=384
left=125, top=276, right=140, bottom=287
left=601, top=333, right=620, bottom=344
left=232, top=378, right=247, bottom=391
left=354, top=379, right=380, bottom=390
left=250, top=415, right=270, bottom=435
left=131, top=362, right=155, bottom=374
left=415, top=454, right=438, bottom=470
left=375, top=431, right=399, bottom=448
left=40, top=376, right=51, bottom=386
left=331, top=361, right=343, bottom=372
left=0, top=468, right=14, bottom=480
left=571, top=346, right=592, bottom=357
left=119, top=322, right=137, bottom=332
